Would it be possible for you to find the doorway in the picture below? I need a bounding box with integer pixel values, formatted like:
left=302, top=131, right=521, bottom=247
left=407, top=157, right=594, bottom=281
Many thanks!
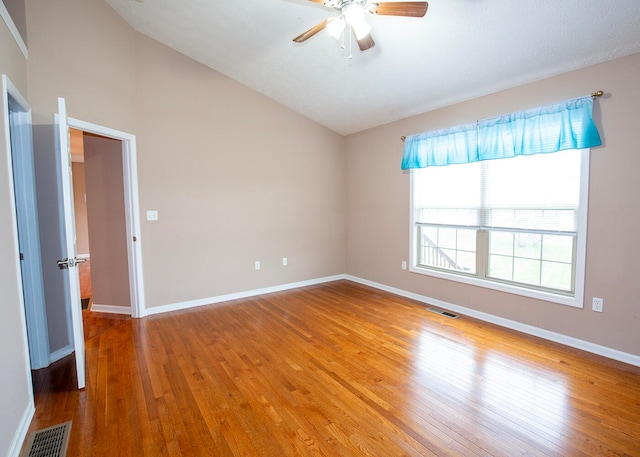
left=69, top=128, right=133, bottom=316
left=56, top=116, right=145, bottom=389
left=62, top=117, right=146, bottom=348
left=68, top=118, right=146, bottom=317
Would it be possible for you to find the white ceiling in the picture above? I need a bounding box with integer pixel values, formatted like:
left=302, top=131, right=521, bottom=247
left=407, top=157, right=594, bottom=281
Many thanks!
left=104, top=0, right=640, bottom=136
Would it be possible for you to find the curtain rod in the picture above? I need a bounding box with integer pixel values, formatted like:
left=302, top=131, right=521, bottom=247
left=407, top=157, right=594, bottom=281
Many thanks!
left=400, top=90, right=605, bottom=141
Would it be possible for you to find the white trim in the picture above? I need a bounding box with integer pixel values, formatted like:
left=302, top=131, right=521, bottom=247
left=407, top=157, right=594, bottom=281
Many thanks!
left=408, top=264, right=581, bottom=307
left=90, top=304, right=132, bottom=315
left=4, top=76, right=50, bottom=369
left=49, top=344, right=74, bottom=364
left=573, top=148, right=590, bottom=310
left=2, top=76, right=31, bottom=369
left=67, top=117, right=146, bottom=318
left=345, top=275, right=640, bottom=368
left=0, top=1, right=28, bottom=59
left=6, top=402, right=35, bottom=457
left=2, top=77, right=38, bottom=448
left=146, top=275, right=346, bottom=316
left=2, top=75, right=30, bottom=370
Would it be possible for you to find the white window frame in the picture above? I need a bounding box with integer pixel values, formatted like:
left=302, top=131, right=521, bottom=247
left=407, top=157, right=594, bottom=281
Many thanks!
left=409, top=149, right=590, bottom=308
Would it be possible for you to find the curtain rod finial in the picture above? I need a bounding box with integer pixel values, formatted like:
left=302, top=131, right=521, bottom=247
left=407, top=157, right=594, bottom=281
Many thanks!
left=401, top=136, right=406, bottom=141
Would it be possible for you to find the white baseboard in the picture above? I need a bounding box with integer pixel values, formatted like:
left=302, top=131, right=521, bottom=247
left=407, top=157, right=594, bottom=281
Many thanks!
left=49, top=344, right=74, bottom=364
left=346, top=275, right=640, bottom=368
left=7, top=402, right=35, bottom=457
left=146, top=275, right=346, bottom=316
left=90, top=304, right=132, bottom=315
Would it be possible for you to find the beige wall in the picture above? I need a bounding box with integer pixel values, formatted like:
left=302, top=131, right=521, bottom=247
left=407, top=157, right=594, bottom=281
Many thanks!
left=26, top=0, right=346, bottom=320
left=0, top=7, right=32, bottom=457
left=346, top=52, right=640, bottom=357
left=135, top=34, right=346, bottom=307
left=25, top=0, right=137, bottom=129
left=84, top=133, right=131, bottom=308
left=72, top=161, right=90, bottom=255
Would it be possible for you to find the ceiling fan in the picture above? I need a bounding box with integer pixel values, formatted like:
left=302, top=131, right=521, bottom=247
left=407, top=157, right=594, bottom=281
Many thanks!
left=293, top=1, right=428, bottom=52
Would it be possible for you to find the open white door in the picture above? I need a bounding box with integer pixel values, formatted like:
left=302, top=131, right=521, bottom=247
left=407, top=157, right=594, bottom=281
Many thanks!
left=56, top=97, right=86, bottom=389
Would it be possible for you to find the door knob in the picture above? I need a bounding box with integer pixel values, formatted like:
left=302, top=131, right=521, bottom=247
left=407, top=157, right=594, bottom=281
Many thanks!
left=57, top=257, right=87, bottom=269
left=57, top=257, right=77, bottom=269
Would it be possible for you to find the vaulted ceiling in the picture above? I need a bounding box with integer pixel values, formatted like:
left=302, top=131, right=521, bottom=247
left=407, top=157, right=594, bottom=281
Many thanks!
left=105, top=0, right=640, bottom=135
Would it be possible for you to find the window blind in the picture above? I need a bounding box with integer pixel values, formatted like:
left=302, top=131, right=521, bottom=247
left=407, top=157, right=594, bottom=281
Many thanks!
left=414, top=149, right=582, bottom=234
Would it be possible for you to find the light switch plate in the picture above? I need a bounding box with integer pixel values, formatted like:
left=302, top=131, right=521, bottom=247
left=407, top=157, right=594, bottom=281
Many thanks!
left=147, top=210, right=158, bottom=221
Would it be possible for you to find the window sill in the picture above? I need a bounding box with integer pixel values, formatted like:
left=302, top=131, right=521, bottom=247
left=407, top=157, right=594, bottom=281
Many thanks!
left=409, top=265, right=583, bottom=308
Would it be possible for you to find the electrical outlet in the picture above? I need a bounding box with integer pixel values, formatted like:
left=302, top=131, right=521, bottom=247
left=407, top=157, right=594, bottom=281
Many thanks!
left=401, top=261, right=407, bottom=270
left=254, top=261, right=261, bottom=270
left=282, top=257, right=288, bottom=266
left=592, top=297, right=604, bottom=312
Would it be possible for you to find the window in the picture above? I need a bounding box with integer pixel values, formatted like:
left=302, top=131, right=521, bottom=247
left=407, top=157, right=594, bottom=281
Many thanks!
left=410, top=148, right=589, bottom=306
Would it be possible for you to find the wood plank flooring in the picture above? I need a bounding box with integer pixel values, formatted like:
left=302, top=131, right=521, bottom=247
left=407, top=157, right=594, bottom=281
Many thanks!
left=82, top=309, right=130, bottom=341
left=27, top=280, right=640, bottom=456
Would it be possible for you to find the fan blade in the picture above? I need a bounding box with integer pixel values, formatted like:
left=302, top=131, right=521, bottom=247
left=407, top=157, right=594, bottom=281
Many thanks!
left=293, top=19, right=328, bottom=43
left=368, top=2, right=428, bottom=17
left=356, top=31, right=375, bottom=51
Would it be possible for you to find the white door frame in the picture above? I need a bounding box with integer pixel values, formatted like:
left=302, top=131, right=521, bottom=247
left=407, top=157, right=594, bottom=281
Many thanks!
left=67, top=117, right=146, bottom=318
left=2, top=74, right=50, bottom=369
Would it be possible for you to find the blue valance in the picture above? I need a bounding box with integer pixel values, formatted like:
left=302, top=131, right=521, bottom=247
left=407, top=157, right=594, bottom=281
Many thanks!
left=401, top=96, right=602, bottom=170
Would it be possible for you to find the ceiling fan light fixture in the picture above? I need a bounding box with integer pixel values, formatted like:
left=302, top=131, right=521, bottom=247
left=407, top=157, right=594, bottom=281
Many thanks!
left=343, top=3, right=365, bottom=25
left=343, top=3, right=371, bottom=40
left=327, top=16, right=346, bottom=39
left=293, top=0, right=429, bottom=52
left=351, top=19, right=372, bottom=40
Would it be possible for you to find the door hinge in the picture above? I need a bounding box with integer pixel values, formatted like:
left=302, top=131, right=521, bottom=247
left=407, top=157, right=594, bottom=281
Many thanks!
left=133, top=236, right=137, bottom=242
left=20, top=252, right=24, bottom=261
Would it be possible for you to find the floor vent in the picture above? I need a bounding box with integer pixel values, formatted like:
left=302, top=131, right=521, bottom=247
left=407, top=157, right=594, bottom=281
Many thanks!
left=427, top=307, right=460, bottom=319
left=21, top=421, right=71, bottom=457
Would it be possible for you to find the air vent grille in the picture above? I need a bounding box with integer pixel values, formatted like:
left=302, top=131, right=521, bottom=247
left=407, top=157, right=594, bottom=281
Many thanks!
left=427, top=307, right=460, bottom=319
left=21, top=421, right=71, bottom=457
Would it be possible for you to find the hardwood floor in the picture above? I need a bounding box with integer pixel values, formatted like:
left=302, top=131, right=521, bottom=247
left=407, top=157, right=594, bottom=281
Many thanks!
left=27, top=281, right=640, bottom=456
left=82, top=309, right=131, bottom=342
